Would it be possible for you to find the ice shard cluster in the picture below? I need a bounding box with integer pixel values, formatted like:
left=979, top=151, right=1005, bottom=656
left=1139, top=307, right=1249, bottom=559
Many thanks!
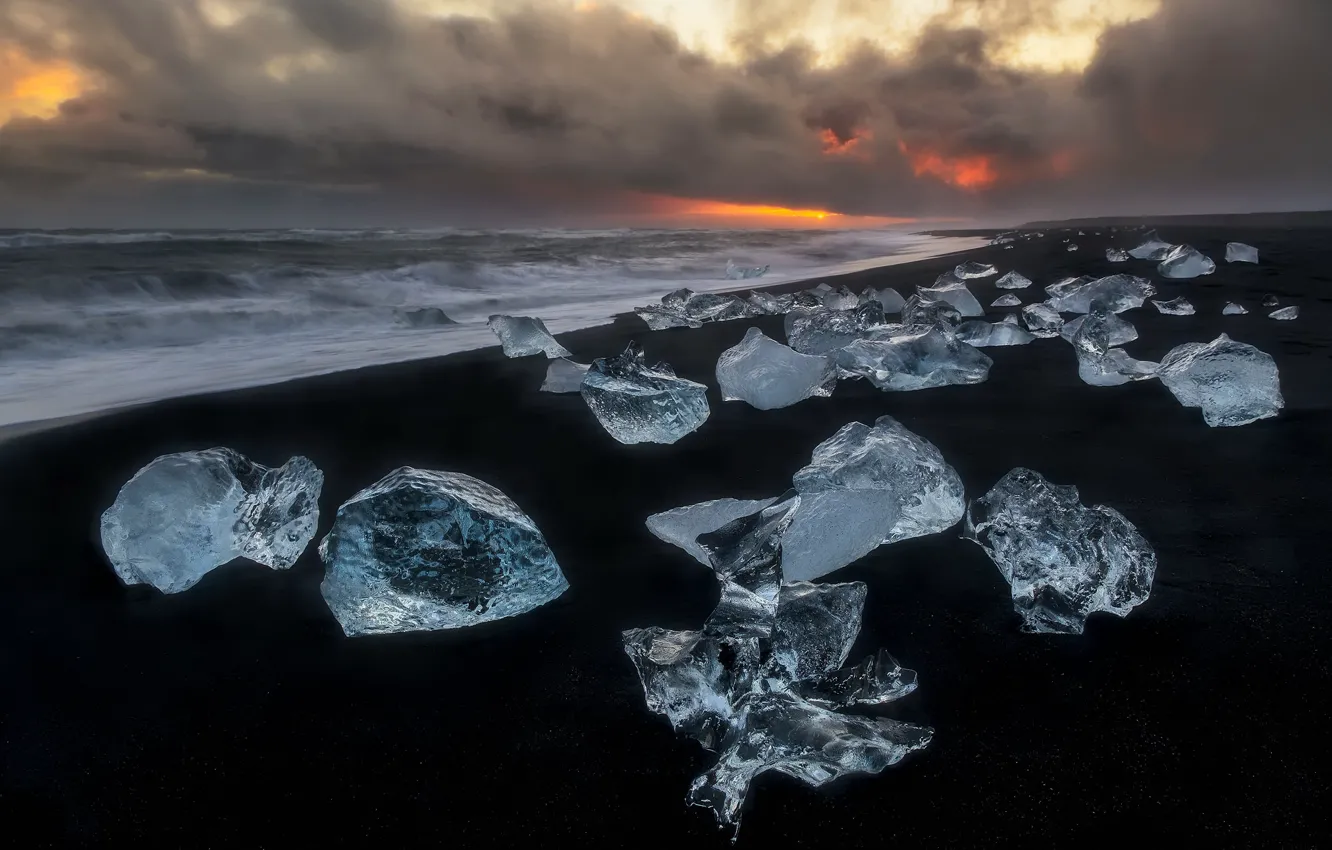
left=487, top=315, right=572, bottom=358
left=1021, top=303, right=1064, bottom=338
left=822, top=286, right=860, bottom=311
left=1105, top=248, right=1131, bottom=262
left=836, top=327, right=993, bottom=390
left=101, top=448, right=323, bottom=594
left=964, top=468, right=1156, bottom=634
left=624, top=495, right=932, bottom=834
left=1046, top=274, right=1156, bottom=314
left=582, top=343, right=710, bottom=444
left=715, top=328, right=837, bottom=410
left=637, top=289, right=758, bottom=329
left=1060, top=311, right=1138, bottom=346
left=786, top=302, right=886, bottom=355
left=1070, top=309, right=1158, bottom=387
left=318, top=468, right=568, bottom=635
left=917, top=278, right=984, bottom=317
left=1158, top=334, right=1283, bottom=427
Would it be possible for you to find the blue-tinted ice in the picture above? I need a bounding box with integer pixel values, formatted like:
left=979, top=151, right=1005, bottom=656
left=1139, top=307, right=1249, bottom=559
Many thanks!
left=716, top=327, right=836, bottom=410
left=582, top=342, right=710, bottom=444
left=1159, top=334, right=1283, bottom=427
left=487, top=315, right=572, bottom=358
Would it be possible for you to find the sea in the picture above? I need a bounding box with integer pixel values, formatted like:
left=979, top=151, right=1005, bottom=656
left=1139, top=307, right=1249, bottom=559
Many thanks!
left=0, top=227, right=980, bottom=428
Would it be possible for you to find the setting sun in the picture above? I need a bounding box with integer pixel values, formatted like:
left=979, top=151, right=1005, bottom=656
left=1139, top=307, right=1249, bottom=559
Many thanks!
left=0, top=50, right=86, bottom=125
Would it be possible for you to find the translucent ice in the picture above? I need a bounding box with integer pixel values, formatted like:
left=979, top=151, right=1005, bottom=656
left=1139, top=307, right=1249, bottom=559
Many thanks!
left=1222, top=302, right=1249, bottom=315
left=1128, top=230, right=1174, bottom=260
left=954, top=261, right=998, bottom=279
left=1046, top=274, right=1156, bottom=314
left=716, top=328, right=837, bottom=410
left=992, top=293, right=1023, bottom=307
left=1225, top=242, right=1259, bottom=264
left=823, top=286, right=860, bottom=311
left=1158, top=245, right=1216, bottom=279
left=318, top=468, right=567, bottom=636
left=1071, top=309, right=1158, bottom=386
left=540, top=358, right=590, bottom=393
left=1263, top=294, right=1280, bottom=307
left=792, top=648, right=918, bottom=709
left=874, top=287, right=906, bottom=312
left=637, top=306, right=702, bottom=330
left=487, top=315, right=571, bottom=358
left=1067, top=243, right=1079, bottom=252
left=1152, top=297, right=1196, bottom=316
left=682, top=293, right=758, bottom=322
left=1159, top=334, right=1283, bottom=427
left=1106, top=248, right=1131, bottom=262
left=1060, top=312, right=1139, bottom=345
left=916, top=280, right=984, bottom=317
left=101, top=448, right=323, bottom=594
left=901, top=295, right=962, bottom=330
left=746, top=290, right=793, bottom=315
left=836, top=328, right=993, bottom=391
left=955, top=319, right=1036, bottom=347
left=995, top=271, right=1033, bottom=290
left=963, top=467, right=1156, bottom=635
left=786, top=302, right=886, bottom=355
left=646, top=497, right=779, bottom=566
left=726, top=260, right=770, bottom=280
left=1270, top=306, right=1299, bottom=320
left=1020, top=303, right=1064, bottom=338
left=582, top=342, right=710, bottom=444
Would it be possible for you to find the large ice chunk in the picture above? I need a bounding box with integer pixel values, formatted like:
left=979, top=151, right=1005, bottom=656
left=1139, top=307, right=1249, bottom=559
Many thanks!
left=991, top=293, right=1023, bottom=307
left=1060, top=312, right=1138, bottom=345
left=1152, top=297, right=1195, bottom=315
left=726, top=260, right=770, bottom=280
left=1269, top=306, right=1299, bottom=320
left=874, top=287, right=907, bottom=313
left=1070, top=308, right=1158, bottom=386
left=1225, top=242, right=1259, bottom=264
left=540, top=358, right=590, bottom=393
left=786, top=302, right=886, bottom=355
left=317, top=468, right=567, bottom=636
left=1046, top=274, right=1156, bottom=314
left=716, top=328, right=837, bottom=410
left=646, top=497, right=779, bottom=566
left=1159, top=334, right=1283, bottom=427
left=836, top=327, right=993, bottom=391
left=100, top=448, right=323, bottom=594
left=955, top=319, right=1036, bottom=347
left=487, top=315, right=571, bottom=358
left=954, top=261, right=998, bottom=279
left=901, top=295, right=962, bottom=329
left=1106, top=247, right=1131, bottom=262
left=1222, top=302, right=1249, bottom=315
left=582, top=343, right=710, bottom=444
left=963, top=467, right=1156, bottom=634
left=1128, top=230, right=1174, bottom=260
left=1157, top=245, right=1215, bottom=279
left=917, top=280, right=984, bottom=317
left=1020, top=303, right=1064, bottom=338
left=995, top=271, right=1033, bottom=289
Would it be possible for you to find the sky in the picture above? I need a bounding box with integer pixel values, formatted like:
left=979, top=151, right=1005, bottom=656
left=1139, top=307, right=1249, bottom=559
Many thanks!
left=0, top=0, right=1329, bottom=229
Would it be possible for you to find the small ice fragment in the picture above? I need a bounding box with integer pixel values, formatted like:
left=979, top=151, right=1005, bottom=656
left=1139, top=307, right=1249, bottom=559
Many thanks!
left=1263, top=295, right=1280, bottom=307
left=836, top=327, right=993, bottom=390
left=1159, top=334, right=1283, bottom=426
left=917, top=280, right=984, bottom=317
left=874, top=287, right=906, bottom=313
left=1071, top=308, right=1158, bottom=386
left=1046, top=274, right=1156, bottom=314
left=581, top=342, right=710, bottom=444
left=1060, top=312, right=1138, bottom=346
left=1225, top=242, right=1259, bottom=264
left=995, top=271, right=1033, bottom=290
left=725, top=260, right=770, bottom=280
left=963, top=467, right=1156, bottom=635
left=1269, top=306, right=1299, bottom=321
left=1020, top=303, right=1064, bottom=338
left=1158, top=245, right=1216, bottom=279
left=955, top=261, right=998, bottom=279
left=787, top=302, right=886, bottom=355
left=682, top=293, right=758, bottom=322
left=747, top=290, right=793, bottom=315
left=1067, top=243, right=1079, bottom=252
left=716, top=328, right=837, bottom=410
left=646, top=497, right=779, bottom=566
left=991, top=293, right=1023, bottom=307
left=318, top=468, right=567, bottom=635
left=954, top=319, right=1036, bottom=347
left=487, top=315, right=572, bottom=358
left=395, top=307, right=456, bottom=327
left=901, top=295, right=962, bottom=329
left=1128, top=230, right=1174, bottom=260
left=1106, top=248, right=1130, bottom=262
left=823, top=285, right=859, bottom=311
left=812, top=283, right=833, bottom=293
left=1222, top=302, right=1249, bottom=315
left=637, top=306, right=702, bottom=330
left=1151, top=296, right=1196, bottom=316
left=540, top=358, right=590, bottom=393
left=100, top=448, right=323, bottom=594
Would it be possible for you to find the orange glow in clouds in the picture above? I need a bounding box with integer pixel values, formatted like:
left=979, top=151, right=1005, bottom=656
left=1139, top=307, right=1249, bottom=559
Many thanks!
left=819, top=128, right=873, bottom=160
left=0, top=50, right=86, bottom=124
left=682, top=199, right=840, bottom=220
left=897, top=141, right=999, bottom=191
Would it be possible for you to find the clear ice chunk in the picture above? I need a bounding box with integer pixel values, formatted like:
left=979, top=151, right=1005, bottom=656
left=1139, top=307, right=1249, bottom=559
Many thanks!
left=684, top=293, right=758, bottom=322
left=764, top=581, right=867, bottom=683
left=1222, top=302, right=1249, bottom=315
left=317, top=468, right=568, bottom=635
left=1060, top=311, right=1139, bottom=345
left=1151, top=297, right=1196, bottom=315
left=539, top=358, right=590, bottom=393
left=1269, top=306, right=1299, bottom=320
left=1225, top=242, right=1259, bottom=264
left=100, top=448, right=323, bottom=594
left=487, top=315, right=572, bottom=358
left=954, top=261, right=998, bottom=279
left=726, top=260, right=770, bottom=280
left=1067, top=243, right=1079, bottom=252
left=1046, top=274, right=1156, bottom=314
left=622, top=626, right=739, bottom=748
left=1159, top=334, right=1283, bottom=427
left=991, top=293, right=1023, bottom=307
left=786, top=302, right=886, bottom=355
left=901, top=295, right=962, bottom=329
left=646, top=497, right=779, bottom=566
left=1020, top=303, right=1064, bottom=338
left=874, top=287, right=906, bottom=312
left=716, top=328, right=837, bottom=410
left=995, top=271, right=1033, bottom=290
left=1157, top=245, right=1216, bottom=279
left=746, top=290, right=793, bottom=315
left=916, top=280, right=984, bottom=317
left=836, top=327, right=993, bottom=391
left=792, top=648, right=918, bottom=709
left=1105, top=248, right=1131, bottom=262
left=582, top=343, right=709, bottom=444
left=963, top=467, right=1157, bottom=635
left=637, top=305, right=702, bottom=330
left=954, top=319, right=1036, bottom=347
left=1263, top=294, right=1280, bottom=307
left=1070, top=308, right=1158, bottom=386
left=823, top=286, right=859, bottom=311
left=1128, top=230, right=1174, bottom=260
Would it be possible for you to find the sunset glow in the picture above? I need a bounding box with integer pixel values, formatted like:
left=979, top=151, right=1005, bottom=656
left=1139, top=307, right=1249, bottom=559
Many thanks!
left=630, top=194, right=921, bottom=227
left=0, top=51, right=86, bottom=125
left=682, top=200, right=840, bottom=220
left=819, top=128, right=872, bottom=160
left=898, top=141, right=999, bottom=191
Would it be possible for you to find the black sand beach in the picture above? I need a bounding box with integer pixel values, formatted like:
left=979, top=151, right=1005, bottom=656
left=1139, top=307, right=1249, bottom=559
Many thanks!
left=2, top=227, right=1329, bottom=845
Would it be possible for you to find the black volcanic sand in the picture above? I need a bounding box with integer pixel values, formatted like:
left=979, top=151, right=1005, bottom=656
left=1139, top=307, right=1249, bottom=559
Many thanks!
left=2, top=228, right=1330, bottom=846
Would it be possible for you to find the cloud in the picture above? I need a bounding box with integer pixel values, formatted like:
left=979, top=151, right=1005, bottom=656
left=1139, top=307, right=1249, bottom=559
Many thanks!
left=0, top=0, right=1328, bottom=226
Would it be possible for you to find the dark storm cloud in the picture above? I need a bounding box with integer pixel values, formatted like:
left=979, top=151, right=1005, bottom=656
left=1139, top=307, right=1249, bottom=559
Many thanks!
left=0, top=0, right=1329, bottom=226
